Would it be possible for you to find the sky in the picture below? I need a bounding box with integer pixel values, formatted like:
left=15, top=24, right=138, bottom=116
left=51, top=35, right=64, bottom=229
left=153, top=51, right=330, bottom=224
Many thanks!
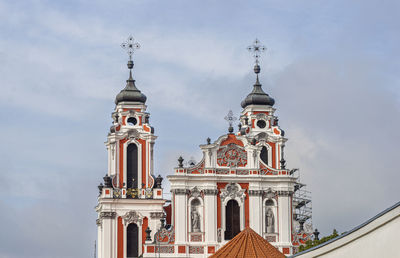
left=0, top=0, right=399, bottom=257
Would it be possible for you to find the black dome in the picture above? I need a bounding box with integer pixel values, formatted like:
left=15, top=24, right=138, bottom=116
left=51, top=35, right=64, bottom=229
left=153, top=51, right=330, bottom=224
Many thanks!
left=241, top=79, right=275, bottom=108
left=115, top=72, right=147, bottom=104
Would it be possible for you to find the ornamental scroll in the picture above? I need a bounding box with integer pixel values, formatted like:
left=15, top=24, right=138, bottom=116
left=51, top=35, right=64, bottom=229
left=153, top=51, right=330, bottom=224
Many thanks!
left=217, top=143, right=247, bottom=167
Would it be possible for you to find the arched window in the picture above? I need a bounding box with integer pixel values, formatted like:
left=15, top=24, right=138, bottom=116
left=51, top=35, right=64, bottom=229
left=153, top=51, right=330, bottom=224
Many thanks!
left=260, top=146, right=268, bottom=165
left=190, top=198, right=201, bottom=232
left=265, top=199, right=275, bottom=233
left=126, top=223, right=138, bottom=258
left=225, top=199, right=240, bottom=240
left=127, top=143, right=138, bottom=189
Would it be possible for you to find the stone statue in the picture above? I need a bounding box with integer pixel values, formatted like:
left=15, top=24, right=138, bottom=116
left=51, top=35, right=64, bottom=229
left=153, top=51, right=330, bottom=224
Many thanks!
left=191, top=207, right=201, bottom=232
left=266, top=208, right=274, bottom=233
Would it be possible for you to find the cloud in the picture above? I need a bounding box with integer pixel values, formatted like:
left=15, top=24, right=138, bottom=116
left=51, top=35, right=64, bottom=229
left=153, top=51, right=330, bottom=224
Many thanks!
left=273, top=55, right=400, bottom=234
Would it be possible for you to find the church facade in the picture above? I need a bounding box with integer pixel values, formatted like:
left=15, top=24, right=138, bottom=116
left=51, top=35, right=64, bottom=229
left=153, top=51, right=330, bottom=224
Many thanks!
left=95, top=37, right=312, bottom=258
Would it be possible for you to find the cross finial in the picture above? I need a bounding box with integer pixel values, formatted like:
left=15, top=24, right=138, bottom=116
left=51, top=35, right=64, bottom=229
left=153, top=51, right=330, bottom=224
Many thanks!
left=247, top=38, right=266, bottom=65
left=224, top=110, right=237, bottom=133
left=121, top=35, right=141, bottom=62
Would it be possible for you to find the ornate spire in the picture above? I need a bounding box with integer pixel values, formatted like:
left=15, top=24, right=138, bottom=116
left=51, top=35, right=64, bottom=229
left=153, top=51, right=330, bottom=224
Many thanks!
left=115, top=35, right=147, bottom=105
left=241, top=39, right=275, bottom=108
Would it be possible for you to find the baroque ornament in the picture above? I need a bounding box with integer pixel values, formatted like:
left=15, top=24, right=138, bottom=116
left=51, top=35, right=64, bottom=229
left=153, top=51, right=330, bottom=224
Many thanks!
left=217, top=143, right=247, bottom=167
left=123, top=210, right=143, bottom=225
left=220, top=183, right=246, bottom=203
left=189, top=187, right=202, bottom=198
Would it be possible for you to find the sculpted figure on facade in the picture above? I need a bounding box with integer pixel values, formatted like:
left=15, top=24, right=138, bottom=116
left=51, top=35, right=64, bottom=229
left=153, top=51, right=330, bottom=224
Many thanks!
left=191, top=207, right=201, bottom=232
left=191, top=198, right=201, bottom=232
left=266, top=208, right=275, bottom=233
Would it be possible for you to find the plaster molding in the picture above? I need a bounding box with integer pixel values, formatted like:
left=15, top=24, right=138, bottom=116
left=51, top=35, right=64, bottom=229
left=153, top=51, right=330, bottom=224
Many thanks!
left=220, top=183, right=246, bottom=203
left=123, top=210, right=143, bottom=226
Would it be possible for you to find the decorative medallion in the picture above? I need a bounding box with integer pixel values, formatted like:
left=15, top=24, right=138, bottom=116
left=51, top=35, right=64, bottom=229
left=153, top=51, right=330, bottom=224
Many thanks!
left=217, top=143, right=247, bottom=167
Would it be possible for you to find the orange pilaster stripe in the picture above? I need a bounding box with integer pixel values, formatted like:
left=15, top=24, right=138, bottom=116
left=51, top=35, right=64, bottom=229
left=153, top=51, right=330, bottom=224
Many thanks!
left=119, top=139, right=128, bottom=187
left=238, top=183, right=250, bottom=227
left=268, top=142, right=276, bottom=169
left=142, top=217, right=148, bottom=254
left=138, top=139, right=147, bottom=187
left=117, top=217, right=124, bottom=258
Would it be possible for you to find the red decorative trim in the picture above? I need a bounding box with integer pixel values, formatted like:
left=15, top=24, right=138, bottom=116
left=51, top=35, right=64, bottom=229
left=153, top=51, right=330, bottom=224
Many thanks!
left=119, top=139, right=128, bottom=187
left=178, top=246, right=186, bottom=253
left=138, top=139, right=147, bottom=187
left=220, top=134, right=244, bottom=147
left=142, top=217, right=148, bottom=253
left=238, top=183, right=249, bottom=227
left=283, top=247, right=290, bottom=254
left=117, top=217, right=124, bottom=258
left=147, top=246, right=154, bottom=253
left=267, top=142, right=276, bottom=168
left=208, top=246, right=215, bottom=254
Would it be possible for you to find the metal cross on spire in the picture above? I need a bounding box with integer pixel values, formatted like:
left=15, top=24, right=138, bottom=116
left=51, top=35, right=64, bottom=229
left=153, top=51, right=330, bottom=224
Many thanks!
left=224, top=110, right=237, bottom=133
left=121, top=35, right=141, bottom=61
left=247, top=38, right=266, bottom=65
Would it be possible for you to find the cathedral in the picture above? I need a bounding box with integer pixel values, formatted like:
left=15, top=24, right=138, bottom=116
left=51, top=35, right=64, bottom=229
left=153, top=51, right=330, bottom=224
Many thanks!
left=95, top=37, right=312, bottom=258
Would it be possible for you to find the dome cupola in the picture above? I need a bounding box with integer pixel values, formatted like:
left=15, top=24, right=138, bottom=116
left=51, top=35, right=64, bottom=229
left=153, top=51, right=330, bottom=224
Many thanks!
left=115, top=35, right=147, bottom=105
left=241, top=63, right=275, bottom=108
left=115, top=60, right=147, bottom=104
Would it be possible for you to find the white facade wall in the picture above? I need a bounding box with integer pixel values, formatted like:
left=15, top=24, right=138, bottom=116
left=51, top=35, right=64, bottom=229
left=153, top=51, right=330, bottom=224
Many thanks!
left=294, top=203, right=400, bottom=258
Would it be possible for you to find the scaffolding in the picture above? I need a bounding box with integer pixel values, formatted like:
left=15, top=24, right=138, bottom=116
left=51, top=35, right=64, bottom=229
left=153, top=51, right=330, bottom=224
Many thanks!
left=293, top=176, right=312, bottom=233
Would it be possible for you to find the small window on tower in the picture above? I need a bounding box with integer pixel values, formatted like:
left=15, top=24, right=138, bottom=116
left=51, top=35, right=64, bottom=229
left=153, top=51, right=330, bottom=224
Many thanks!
left=127, top=117, right=137, bottom=126
left=257, top=120, right=266, bottom=128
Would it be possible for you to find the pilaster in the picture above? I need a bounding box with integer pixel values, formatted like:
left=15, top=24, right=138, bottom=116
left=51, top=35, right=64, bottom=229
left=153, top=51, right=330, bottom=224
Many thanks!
left=204, top=189, right=218, bottom=243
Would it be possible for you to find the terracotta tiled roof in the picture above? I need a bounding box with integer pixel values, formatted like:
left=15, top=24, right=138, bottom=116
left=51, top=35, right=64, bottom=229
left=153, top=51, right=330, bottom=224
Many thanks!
left=210, top=227, right=286, bottom=258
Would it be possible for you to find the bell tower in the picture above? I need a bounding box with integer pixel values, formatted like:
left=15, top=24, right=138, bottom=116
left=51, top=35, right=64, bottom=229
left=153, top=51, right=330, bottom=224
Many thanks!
left=96, top=36, right=166, bottom=258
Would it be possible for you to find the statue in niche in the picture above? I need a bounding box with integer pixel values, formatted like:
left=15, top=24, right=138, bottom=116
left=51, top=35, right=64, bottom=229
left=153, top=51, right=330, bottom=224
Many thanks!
left=266, top=208, right=275, bottom=233
left=191, top=206, right=201, bottom=232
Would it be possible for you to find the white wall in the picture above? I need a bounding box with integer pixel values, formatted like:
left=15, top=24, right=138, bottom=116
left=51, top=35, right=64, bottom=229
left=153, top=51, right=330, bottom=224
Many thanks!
left=294, top=203, right=400, bottom=258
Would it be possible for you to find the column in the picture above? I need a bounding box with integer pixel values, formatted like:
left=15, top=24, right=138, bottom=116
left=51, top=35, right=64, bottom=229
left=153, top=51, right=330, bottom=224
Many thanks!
left=277, top=192, right=292, bottom=244
left=100, top=212, right=116, bottom=258
left=173, top=189, right=187, bottom=244
left=249, top=190, right=263, bottom=235
left=204, top=189, right=218, bottom=243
